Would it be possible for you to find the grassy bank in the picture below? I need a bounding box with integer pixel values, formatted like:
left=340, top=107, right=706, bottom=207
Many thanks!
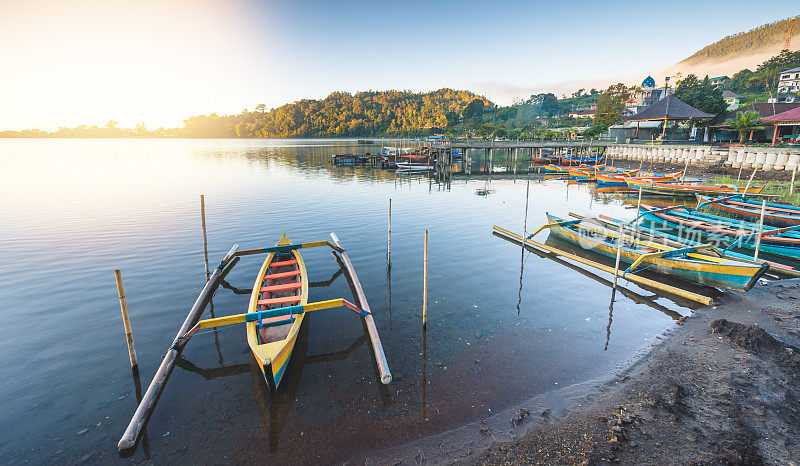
left=712, top=174, right=800, bottom=206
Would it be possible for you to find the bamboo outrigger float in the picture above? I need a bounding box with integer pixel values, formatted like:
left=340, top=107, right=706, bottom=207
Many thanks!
left=118, top=233, right=391, bottom=451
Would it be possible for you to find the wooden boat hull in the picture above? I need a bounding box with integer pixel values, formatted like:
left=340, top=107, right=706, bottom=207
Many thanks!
left=596, top=171, right=682, bottom=186
left=247, top=234, right=309, bottom=391
left=627, top=180, right=765, bottom=197
left=546, top=213, right=768, bottom=291
left=560, top=156, right=605, bottom=165
left=639, top=205, right=800, bottom=259
left=696, top=195, right=800, bottom=227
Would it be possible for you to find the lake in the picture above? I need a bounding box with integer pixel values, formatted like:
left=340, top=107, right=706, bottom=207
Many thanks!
left=0, top=138, right=694, bottom=463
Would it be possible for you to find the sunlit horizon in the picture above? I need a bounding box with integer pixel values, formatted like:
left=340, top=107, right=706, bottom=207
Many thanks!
left=1, top=0, right=797, bottom=131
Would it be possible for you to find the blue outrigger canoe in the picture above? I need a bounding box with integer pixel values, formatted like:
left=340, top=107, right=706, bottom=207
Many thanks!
left=545, top=213, right=769, bottom=291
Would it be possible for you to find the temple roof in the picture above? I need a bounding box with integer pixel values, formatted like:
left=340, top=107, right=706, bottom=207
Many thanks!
left=627, top=95, right=715, bottom=121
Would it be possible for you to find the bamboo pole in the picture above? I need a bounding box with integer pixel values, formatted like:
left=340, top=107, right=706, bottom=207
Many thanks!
left=423, top=230, right=428, bottom=328
left=612, top=223, right=624, bottom=289
left=387, top=198, right=392, bottom=264
left=201, top=195, right=210, bottom=281
left=118, top=245, right=239, bottom=451
left=743, top=167, right=758, bottom=196
left=492, top=226, right=714, bottom=305
left=329, top=233, right=392, bottom=384
left=754, top=200, right=766, bottom=261
left=681, top=157, right=690, bottom=181
left=114, top=269, right=138, bottom=369
left=634, top=187, right=643, bottom=235
left=791, top=165, right=797, bottom=196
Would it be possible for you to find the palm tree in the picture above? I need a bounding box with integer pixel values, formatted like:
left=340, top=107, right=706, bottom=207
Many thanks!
left=725, top=110, right=765, bottom=144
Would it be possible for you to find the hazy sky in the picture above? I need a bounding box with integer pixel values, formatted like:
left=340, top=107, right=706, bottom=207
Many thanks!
left=1, top=0, right=797, bottom=130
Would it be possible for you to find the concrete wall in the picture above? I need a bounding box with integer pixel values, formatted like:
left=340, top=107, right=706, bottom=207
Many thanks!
left=605, top=144, right=800, bottom=171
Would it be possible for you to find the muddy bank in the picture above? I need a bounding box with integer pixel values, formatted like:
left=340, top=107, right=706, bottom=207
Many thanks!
left=368, top=280, right=800, bottom=465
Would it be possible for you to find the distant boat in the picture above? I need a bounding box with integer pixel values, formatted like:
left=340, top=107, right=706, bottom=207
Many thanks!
left=626, top=180, right=765, bottom=197
left=357, top=140, right=374, bottom=144
left=396, top=162, right=434, bottom=171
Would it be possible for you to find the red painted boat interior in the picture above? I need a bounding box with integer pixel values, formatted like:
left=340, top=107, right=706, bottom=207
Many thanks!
left=257, top=253, right=302, bottom=344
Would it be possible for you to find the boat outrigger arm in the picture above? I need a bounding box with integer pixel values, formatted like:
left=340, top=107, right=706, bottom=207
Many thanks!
left=117, top=233, right=391, bottom=452
left=173, top=298, right=369, bottom=351
left=217, top=240, right=344, bottom=270
left=493, top=223, right=715, bottom=305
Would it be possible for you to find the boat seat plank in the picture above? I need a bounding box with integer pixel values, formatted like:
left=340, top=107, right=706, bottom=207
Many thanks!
left=263, top=270, right=301, bottom=280
left=269, top=259, right=298, bottom=268
left=258, top=295, right=302, bottom=306
left=260, top=282, right=302, bottom=292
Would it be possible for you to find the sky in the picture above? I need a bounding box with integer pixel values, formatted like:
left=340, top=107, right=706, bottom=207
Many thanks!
left=1, top=0, right=798, bottom=130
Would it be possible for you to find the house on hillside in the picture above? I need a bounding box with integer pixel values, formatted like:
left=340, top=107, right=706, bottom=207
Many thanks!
left=567, top=109, right=595, bottom=119
left=708, top=76, right=730, bottom=89
left=778, top=67, right=800, bottom=94
left=722, top=90, right=742, bottom=110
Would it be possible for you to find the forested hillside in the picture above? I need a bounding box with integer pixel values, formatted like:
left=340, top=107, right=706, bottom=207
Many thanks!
left=681, top=16, right=800, bottom=65
left=182, top=89, right=484, bottom=138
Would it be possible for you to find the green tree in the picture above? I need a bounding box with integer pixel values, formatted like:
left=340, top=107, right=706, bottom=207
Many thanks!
left=673, top=75, right=726, bottom=115
left=540, top=93, right=559, bottom=116
left=725, top=110, right=764, bottom=143
left=462, top=98, right=485, bottom=125
left=594, top=83, right=630, bottom=128
left=445, top=111, right=459, bottom=128
left=730, top=69, right=755, bottom=93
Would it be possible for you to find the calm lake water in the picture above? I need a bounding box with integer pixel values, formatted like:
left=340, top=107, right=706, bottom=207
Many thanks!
left=0, top=139, right=695, bottom=464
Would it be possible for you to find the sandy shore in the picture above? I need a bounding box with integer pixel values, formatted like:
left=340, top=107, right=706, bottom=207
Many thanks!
left=367, top=279, right=800, bottom=465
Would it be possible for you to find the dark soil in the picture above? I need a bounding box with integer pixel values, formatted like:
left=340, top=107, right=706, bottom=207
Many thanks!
left=368, top=280, right=800, bottom=465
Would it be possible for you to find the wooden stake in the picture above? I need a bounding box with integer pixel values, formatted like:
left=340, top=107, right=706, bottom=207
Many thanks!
left=791, top=165, right=797, bottom=196
left=681, top=157, right=690, bottom=181
left=423, top=230, right=428, bottom=328
left=201, top=195, right=210, bottom=281
left=387, top=198, right=392, bottom=263
left=743, top=166, right=758, bottom=196
left=634, top=186, right=643, bottom=235
left=114, top=269, right=138, bottom=369
left=754, top=200, right=766, bottom=261
left=612, top=223, right=624, bottom=289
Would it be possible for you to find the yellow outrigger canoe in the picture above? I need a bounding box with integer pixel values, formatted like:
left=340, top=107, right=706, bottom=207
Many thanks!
left=247, top=233, right=309, bottom=391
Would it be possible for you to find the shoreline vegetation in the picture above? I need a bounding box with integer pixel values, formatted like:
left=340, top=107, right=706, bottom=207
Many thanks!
left=2, top=48, right=798, bottom=142
left=2, top=49, right=798, bottom=142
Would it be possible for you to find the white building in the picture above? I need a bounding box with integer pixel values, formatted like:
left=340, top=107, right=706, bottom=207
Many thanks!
left=778, top=66, right=800, bottom=94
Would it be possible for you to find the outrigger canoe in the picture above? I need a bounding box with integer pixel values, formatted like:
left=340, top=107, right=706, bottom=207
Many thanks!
left=247, top=233, right=309, bottom=391
left=568, top=167, right=639, bottom=182
left=696, top=195, right=800, bottom=227
left=638, top=204, right=800, bottom=261
left=559, top=155, right=605, bottom=165
left=626, top=179, right=765, bottom=196
left=596, top=170, right=683, bottom=186
left=544, top=163, right=604, bottom=175
left=396, top=161, right=434, bottom=171
left=543, top=213, right=769, bottom=291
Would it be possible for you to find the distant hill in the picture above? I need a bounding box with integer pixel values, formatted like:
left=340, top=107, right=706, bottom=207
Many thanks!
left=668, top=16, right=800, bottom=77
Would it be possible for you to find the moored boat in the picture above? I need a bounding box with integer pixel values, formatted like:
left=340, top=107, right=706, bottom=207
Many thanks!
left=596, top=170, right=683, bottom=186
left=247, top=233, right=309, bottom=390
left=396, top=161, right=434, bottom=171
left=696, top=195, right=800, bottom=226
left=626, top=179, right=765, bottom=196
left=638, top=204, right=800, bottom=260
left=543, top=213, right=769, bottom=291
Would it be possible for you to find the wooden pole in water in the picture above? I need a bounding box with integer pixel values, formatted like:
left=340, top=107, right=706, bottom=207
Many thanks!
left=114, top=269, right=138, bottom=369
left=743, top=167, right=758, bottom=196
left=612, top=223, right=624, bottom=289
left=329, top=233, right=392, bottom=384
left=791, top=165, right=797, bottom=196
left=118, top=245, right=239, bottom=451
left=754, top=200, right=766, bottom=261
left=423, top=229, right=428, bottom=328
left=681, top=157, right=690, bottom=181
left=634, top=186, right=643, bottom=235
left=387, top=198, right=392, bottom=264
left=201, top=195, right=210, bottom=281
